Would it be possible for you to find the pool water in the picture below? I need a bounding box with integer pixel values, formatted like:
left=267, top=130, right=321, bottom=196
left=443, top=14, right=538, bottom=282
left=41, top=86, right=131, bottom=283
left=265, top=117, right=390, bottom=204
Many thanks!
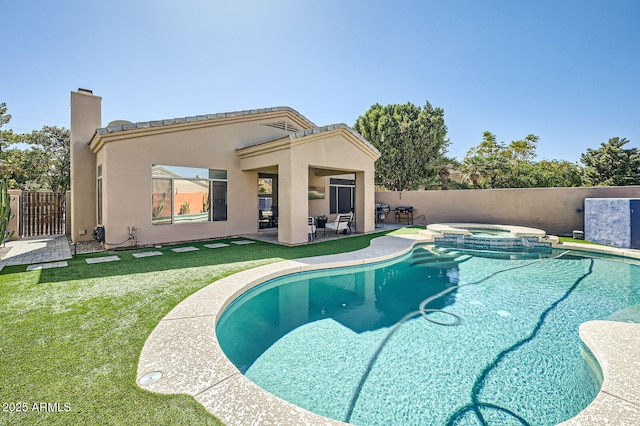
left=466, top=227, right=513, bottom=238
left=216, top=245, right=640, bottom=425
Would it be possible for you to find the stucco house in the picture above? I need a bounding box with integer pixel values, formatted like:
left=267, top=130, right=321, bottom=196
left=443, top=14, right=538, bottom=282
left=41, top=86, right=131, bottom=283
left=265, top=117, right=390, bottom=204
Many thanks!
left=70, top=89, right=380, bottom=247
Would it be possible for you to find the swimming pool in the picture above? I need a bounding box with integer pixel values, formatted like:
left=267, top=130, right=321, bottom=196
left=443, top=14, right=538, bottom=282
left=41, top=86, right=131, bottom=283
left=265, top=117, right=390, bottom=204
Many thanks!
left=217, top=245, right=640, bottom=425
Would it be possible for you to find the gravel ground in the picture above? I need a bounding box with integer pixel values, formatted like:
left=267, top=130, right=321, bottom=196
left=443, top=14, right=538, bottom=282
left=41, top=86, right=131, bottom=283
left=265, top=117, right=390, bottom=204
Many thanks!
left=67, top=236, right=104, bottom=254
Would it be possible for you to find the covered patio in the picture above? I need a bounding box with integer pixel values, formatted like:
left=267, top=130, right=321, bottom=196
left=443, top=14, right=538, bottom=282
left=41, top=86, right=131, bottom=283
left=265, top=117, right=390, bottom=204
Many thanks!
left=251, top=222, right=407, bottom=244
left=237, top=124, right=380, bottom=245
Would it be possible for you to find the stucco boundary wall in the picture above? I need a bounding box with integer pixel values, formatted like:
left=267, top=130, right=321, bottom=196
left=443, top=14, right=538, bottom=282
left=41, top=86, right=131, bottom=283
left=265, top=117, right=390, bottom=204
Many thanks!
left=375, top=186, right=640, bottom=236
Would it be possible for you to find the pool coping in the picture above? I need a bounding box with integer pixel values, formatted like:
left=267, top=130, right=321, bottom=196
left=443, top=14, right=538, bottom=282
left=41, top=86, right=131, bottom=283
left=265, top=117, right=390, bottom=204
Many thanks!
left=137, top=233, right=640, bottom=425
left=426, top=222, right=548, bottom=239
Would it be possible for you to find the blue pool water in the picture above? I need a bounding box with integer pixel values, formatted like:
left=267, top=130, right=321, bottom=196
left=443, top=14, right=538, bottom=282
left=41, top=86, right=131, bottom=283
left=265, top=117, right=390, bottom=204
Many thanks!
left=216, top=245, right=640, bottom=425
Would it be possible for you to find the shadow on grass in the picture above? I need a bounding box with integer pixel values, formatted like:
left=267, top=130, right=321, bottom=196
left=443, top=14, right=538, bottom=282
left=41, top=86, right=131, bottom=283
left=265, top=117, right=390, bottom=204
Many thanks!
left=0, top=229, right=414, bottom=283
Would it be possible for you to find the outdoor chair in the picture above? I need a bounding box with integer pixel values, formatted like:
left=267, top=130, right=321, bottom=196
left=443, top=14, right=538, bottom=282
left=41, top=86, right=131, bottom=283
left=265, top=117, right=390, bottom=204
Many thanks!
left=258, top=210, right=271, bottom=229
left=326, top=213, right=353, bottom=235
left=308, top=217, right=317, bottom=241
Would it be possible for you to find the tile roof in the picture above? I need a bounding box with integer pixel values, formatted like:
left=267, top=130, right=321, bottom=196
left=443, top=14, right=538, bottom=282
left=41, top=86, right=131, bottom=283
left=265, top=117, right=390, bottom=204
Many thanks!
left=238, top=123, right=381, bottom=156
left=95, top=106, right=316, bottom=135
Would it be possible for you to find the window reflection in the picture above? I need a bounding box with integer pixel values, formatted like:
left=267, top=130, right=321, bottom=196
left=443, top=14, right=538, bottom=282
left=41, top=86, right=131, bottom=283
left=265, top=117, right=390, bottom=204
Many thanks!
left=152, top=165, right=227, bottom=225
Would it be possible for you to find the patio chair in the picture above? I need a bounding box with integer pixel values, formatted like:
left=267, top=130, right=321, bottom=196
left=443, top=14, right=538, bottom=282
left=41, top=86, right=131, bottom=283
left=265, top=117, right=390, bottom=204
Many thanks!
left=308, top=217, right=317, bottom=241
left=326, top=213, right=353, bottom=235
left=258, top=210, right=271, bottom=229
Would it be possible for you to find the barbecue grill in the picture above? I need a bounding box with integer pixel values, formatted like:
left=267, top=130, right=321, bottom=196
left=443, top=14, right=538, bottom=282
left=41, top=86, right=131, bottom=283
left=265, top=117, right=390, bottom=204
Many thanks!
left=375, top=203, right=390, bottom=226
left=394, top=206, right=414, bottom=224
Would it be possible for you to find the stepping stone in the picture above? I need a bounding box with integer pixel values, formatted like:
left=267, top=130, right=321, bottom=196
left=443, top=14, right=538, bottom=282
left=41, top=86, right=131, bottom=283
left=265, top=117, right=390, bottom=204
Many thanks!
left=171, top=246, right=199, bottom=253
left=132, top=251, right=163, bottom=258
left=204, top=243, right=230, bottom=249
left=86, top=255, right=120, bottom=264
left=231, top=240, right=255, bottom=245
left=26, top=261, right=68, bottom=271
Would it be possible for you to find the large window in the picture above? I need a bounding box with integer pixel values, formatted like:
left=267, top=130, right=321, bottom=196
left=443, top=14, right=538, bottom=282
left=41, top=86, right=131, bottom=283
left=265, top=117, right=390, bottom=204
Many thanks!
left=152, top=165, right=227, bottom=225
left=329, top=178, right=354, bottom=214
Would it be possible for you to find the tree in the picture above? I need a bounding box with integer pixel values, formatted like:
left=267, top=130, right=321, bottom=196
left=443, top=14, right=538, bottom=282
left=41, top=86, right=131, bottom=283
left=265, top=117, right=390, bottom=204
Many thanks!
left=22, top=126, right=71, bottom=192
left=529, top=160, right=582, bottom=187
left=0, top=103, right=71, bottom=191
left=459, top=155, right=485, bottom=189
left=505, top=134, right=539, bottom=163
left=437, top=164, right=451, bottom=190
left=581, top=137, right=640, bottom=186
left=461, top=132, right=581, bottom=188
left=0, top=102, right=16, bottom=151
left=462, top=131, right=509, bottom=187
left=353, top=102, right=450, bottom=191
left=424, top=156, right=458, bottom=190
left=0, top=147, right=49, bottom=189
left=0, top=103, right=11, bottom=129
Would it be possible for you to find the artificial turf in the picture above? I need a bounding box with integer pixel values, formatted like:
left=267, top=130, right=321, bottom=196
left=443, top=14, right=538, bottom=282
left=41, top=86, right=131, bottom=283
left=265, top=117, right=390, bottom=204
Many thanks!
left=0, top=228, right=419, bottom=425
left=557, top=236, right=608, bottom=246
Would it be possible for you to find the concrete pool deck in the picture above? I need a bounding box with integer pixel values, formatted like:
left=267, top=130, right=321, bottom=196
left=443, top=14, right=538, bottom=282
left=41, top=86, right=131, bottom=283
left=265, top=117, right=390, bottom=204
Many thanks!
left=137, top=233, right=640, bottom=425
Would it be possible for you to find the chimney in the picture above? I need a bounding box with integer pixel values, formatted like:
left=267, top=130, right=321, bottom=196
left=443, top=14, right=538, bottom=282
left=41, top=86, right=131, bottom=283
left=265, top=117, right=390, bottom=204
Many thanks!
left=70, top=89, right=102, bottom=241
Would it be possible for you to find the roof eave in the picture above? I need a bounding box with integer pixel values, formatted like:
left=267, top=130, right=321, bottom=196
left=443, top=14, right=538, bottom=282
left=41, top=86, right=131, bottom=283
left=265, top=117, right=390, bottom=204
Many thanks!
left=88, top=108, right=315, bottom=152
left=93, top=106, right=315, bottom=137
left=236, top=124, right=381, bottom=161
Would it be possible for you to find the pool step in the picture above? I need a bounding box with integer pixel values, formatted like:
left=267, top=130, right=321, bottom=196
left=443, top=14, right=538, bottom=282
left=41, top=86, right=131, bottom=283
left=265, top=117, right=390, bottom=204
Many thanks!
left=412, top=248, right=460, bottom=259
left=410, top=254, right=471, bottom=268
left=607, top=304, right=640, bottom=324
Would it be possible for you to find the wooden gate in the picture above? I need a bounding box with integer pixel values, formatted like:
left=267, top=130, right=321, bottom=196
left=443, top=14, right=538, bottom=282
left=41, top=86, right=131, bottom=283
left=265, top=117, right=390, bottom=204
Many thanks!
left=21, top=192, right=67, bottom=236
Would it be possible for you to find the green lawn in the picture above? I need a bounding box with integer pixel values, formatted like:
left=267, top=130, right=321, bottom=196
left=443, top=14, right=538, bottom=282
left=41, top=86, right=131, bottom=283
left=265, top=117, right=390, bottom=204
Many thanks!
left=558, top=236, right=608, bottom=246
left=0, top=228, right=419, bottom=426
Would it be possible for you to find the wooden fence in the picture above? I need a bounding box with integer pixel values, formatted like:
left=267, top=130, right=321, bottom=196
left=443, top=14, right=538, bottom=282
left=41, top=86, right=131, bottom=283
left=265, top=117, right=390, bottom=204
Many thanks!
left=20, top=191, right=66, bottom=236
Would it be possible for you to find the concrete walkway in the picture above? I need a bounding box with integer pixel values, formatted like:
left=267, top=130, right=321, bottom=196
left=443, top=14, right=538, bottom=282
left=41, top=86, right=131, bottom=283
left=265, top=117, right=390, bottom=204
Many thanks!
left=0, top=235, right=72, bottom=268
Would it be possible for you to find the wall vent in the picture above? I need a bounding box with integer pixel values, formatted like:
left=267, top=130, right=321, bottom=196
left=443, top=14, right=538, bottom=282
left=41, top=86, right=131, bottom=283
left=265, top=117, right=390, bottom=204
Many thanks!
left=263, top=120, right=300, bottom=133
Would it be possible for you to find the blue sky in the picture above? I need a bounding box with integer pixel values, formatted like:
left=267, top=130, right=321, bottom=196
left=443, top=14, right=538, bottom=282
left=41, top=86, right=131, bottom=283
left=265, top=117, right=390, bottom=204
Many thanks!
left=2, top=0, right=639, bottom=162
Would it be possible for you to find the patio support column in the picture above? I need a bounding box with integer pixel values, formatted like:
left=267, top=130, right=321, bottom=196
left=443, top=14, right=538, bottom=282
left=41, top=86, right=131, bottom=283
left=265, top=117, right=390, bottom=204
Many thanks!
left=278, top=160, right=309, bottom=245
left=355, top=169, right=375, bottom=234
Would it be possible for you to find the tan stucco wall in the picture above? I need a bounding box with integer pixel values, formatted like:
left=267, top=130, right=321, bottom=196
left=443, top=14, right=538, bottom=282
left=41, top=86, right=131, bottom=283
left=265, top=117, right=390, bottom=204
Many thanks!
left=93, top=117, right=304, bottom=248
left=70, top=90, right=101, bottom=241
left=239, top=129, right=377, bottom=244
left=375, top=186, right=640, bottom=235
left=77, top=99, right=378, bottom=247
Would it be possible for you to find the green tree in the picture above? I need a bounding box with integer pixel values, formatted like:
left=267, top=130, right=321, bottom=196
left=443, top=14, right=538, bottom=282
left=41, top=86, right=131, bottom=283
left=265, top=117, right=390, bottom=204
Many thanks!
left=581, top=137, right=640, bottom=186
left=460, top=155, right=485, bottom=189
left=492, top=161, right=536, bottom=188
left=0, top=103, right=10, bottom=127
left=505, top=134, right=539, bottom=163
left=353, top=102, right=450, bottom=191
left=0, top=102, right=17, bottom=151
left=462, top=131, right=509, bottom=187
left=424, top=156, right=458, bottom=190
left=0, top=147, right=49, bottom=189
left=0, top=103, right=71, bottom=191
left=461, top=132, right=581, bottom=188
left=23, top=126, right=71, bottom=191
left=529, top=160, right=582, bottom=187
